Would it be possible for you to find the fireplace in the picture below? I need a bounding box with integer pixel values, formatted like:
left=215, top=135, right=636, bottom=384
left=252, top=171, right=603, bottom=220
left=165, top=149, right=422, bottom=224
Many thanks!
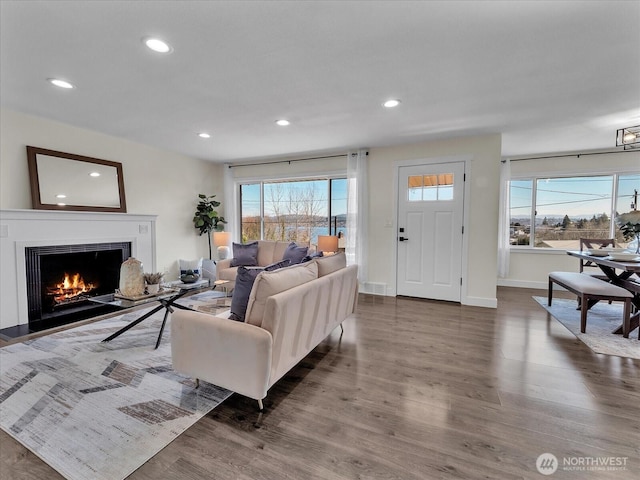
left=1, top=210, right=157, bottom=337
left=25, top=242, right=130, bottom=332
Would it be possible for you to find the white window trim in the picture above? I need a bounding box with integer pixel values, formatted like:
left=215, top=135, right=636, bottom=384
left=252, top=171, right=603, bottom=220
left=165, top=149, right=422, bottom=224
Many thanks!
left=237, top=174, right=348, bottom=242
left=509, top=170, right=640, bottom=250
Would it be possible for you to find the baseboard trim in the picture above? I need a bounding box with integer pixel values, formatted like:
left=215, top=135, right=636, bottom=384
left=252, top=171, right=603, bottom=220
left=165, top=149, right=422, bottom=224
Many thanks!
left=497, top=279, right=547, bottom=290
left=462, top=296, right=498, bottom=309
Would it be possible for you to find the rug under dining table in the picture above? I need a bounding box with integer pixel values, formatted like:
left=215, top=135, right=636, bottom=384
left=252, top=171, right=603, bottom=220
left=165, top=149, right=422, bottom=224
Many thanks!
left=533, top=296, right=640, bottom=359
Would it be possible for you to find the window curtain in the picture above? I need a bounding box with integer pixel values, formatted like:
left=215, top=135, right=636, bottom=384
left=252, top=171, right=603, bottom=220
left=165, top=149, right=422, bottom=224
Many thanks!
left=346, top=149, right=368, bottom=282
left=497, top=159, right=511, bottom=278
left=223, top=164, right=237, bottom=241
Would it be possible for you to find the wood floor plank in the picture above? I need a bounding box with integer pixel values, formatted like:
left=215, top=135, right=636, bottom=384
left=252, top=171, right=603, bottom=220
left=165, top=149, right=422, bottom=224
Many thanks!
left=1, top=287, right=638, bottom=479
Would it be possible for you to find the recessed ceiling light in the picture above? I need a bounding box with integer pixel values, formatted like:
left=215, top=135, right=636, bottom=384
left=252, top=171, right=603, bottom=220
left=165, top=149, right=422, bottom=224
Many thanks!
left=276, top=119, right=290, bottom=126
left=198, top=133, right=211, bottom=139
left=383, top=99, right=401, bottom=108
left=143, top=37, right=173, bottom=54
left=55, top=194, right=67, bottom=199
left=48, top=78, right=74, bottom=89
left=57, top=203, right=66, bottom=206
left=89, top=172, right=101, bottom=177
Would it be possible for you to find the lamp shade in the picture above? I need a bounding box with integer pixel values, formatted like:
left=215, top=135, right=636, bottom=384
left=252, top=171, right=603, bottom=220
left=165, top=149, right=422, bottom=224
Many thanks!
left=213, top=231, right=230, bottom=247
left=317, top=235, right=339, bottom=253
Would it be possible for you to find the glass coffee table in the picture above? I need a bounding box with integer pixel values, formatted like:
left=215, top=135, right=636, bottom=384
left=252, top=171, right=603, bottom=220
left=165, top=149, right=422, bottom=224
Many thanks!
left=90, top=279, right=214, bottom=349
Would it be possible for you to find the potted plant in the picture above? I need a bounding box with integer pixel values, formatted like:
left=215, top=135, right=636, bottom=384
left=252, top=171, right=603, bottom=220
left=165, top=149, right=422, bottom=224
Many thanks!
left=193, top=194, right=227, bottom=259
left=616, top=210, right=640, bottom=254
left=144, top=272, right=164, bottom=294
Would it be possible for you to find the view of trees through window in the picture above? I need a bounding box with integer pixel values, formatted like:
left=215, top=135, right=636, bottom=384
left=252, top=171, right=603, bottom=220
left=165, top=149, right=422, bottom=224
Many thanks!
left=240, top=178, right=347, bottom=245
left=510, top=174, right=639, bottom=249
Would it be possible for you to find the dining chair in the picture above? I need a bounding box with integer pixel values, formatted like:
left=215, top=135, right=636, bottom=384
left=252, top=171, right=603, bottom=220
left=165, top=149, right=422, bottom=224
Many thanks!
left=579, top=238, right=615, bottom=279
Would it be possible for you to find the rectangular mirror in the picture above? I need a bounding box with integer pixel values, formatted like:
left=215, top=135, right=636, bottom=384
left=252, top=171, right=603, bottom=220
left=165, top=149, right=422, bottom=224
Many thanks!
left=27, top=146, right=127, bottom=212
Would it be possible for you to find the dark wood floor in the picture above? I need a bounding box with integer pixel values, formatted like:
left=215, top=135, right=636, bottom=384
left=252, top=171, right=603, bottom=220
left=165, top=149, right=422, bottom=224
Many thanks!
left=1, top=287, right=638, bottom=479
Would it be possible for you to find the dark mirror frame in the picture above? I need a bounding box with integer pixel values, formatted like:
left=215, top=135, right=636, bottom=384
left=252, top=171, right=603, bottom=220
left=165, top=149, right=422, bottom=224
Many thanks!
left=27, top=146, right=127, bottom=213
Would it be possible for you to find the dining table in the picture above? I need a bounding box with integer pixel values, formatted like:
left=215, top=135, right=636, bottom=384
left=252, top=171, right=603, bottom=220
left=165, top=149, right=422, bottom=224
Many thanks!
left=567, top=250, right=640, bottom=336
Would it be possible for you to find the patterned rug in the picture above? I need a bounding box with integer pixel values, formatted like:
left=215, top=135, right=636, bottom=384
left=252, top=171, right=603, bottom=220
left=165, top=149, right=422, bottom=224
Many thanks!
left=0, top=291, right=232, bottom=480
left=533, top=296, right=640, bottom=359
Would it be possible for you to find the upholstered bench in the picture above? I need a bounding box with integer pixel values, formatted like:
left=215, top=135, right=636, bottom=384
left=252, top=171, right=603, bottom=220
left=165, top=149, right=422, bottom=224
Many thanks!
left=548, top=272, right=633, bottom=337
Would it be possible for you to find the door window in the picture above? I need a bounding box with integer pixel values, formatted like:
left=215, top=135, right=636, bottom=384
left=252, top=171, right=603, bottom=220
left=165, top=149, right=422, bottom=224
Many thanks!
left=408, top=174, right=454, bottom=202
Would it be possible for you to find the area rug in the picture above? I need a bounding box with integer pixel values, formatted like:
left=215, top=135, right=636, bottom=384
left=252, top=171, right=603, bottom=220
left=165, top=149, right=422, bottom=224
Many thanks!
left=533, top=296, right=640, bottom=359
left=0, top=292, right=233, bottom=480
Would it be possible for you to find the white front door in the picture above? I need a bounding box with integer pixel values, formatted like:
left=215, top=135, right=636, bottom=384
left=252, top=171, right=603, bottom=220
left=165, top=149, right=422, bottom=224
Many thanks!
left=396, top=162, right=465, bottom=301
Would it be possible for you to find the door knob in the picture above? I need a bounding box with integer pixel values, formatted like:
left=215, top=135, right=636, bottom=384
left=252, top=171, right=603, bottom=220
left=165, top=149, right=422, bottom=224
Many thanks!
left=399, top=236, right=409, bottom=242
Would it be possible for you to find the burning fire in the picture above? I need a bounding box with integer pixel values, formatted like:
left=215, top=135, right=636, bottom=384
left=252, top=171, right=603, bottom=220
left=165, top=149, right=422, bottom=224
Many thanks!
left=48, top=273, right=96, bottom=304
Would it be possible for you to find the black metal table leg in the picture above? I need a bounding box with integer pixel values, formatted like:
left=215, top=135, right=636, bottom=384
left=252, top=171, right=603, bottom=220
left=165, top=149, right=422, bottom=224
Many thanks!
left=155, top=303, right=174, bottom=349
left=102, top=303, right=166, bottom=342
left=102, top=289, right=191, bottom=344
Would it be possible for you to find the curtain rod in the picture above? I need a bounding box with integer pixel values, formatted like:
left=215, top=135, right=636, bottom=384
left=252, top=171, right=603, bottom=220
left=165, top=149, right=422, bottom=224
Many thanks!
left=502, top=149, right=633, bottom=163
left=228, top=152, right=364, bottom=169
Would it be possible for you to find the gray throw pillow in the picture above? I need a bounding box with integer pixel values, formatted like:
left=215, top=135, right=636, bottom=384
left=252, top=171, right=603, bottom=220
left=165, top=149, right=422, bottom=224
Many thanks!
left=227, top=259, right=290, bottom=322
left=230, top=241, right=259, bottom=267
left=282, top=242, right=308, bottom=265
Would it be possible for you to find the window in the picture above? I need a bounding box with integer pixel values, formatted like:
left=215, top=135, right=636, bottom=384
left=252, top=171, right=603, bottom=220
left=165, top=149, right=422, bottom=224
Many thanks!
left=509, top=173, right=639, bottom=249
left=407, top=173, right=454, bottom=201
left=240, top=178, right=347, bottom=244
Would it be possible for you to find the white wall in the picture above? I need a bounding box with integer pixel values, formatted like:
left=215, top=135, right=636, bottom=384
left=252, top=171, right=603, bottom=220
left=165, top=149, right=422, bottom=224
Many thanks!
left=0, top=109, right=224, bottom=279
left=226, top=136, right=502, bottom=307
left=500, top=150, right=640, bottom=289
left=368, top=134, right=502, bottom=307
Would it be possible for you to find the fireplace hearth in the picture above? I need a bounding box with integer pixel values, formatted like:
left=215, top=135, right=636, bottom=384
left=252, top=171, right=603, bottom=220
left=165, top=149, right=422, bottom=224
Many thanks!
left=25, top=242, right=131, bottom=333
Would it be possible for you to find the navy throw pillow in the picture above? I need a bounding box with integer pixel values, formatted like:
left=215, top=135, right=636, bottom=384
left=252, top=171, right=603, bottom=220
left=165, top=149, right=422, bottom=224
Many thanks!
left=265, top=259, right=291, bottom=271
left=302, top=251, right=323, bottom=263
left=227, top=260, right=290, bottom=322
left=282, top=242, right=309, bottom=265
left=228, top=266, right=263, bottom=322
left=230, top=241, right=259, bottom=267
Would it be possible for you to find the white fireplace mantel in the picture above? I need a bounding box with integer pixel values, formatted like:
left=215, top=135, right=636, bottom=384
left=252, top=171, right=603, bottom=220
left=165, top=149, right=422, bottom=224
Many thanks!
left=0, top=209, right=157, bottom=330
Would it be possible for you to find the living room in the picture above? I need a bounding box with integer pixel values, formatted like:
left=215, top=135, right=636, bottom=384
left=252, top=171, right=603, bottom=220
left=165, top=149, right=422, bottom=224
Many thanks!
left=1, top=1, right=639, bottom=479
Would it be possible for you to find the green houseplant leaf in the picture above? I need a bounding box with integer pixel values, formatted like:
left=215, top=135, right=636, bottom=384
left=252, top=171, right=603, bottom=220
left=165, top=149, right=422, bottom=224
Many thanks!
left=193, top=194, right=227, bottom=259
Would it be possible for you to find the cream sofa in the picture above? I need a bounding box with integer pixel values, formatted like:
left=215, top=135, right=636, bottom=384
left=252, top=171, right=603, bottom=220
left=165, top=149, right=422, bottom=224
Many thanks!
left=170, top=253, right=358, bottom=410
left=216, top=240, right=313, bottom=284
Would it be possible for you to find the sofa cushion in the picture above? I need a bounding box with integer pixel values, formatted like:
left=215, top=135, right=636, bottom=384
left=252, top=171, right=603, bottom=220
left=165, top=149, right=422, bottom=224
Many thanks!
left=244, top=261, right=319, bottom=326
left=230, top=241, right=259, bottom=267
left=201, top=259, right=216, bottom=281
left=217, top=265, right=238, bottom=282
left=228, top=260, right=292, bottom=322
left=257, top=240, right=277, bottom=266
left=282, top=242, right=309, bottom=264
left=179, top=258, right=203, bottom=276
left=315, top=252, right=346, bottom=276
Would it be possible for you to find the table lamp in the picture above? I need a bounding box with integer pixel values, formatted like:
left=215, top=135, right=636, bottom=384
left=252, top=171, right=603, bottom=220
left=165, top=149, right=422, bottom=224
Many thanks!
left=317, top=235, right=339, bottom=255
left=213, top=231, right=230, bottom=260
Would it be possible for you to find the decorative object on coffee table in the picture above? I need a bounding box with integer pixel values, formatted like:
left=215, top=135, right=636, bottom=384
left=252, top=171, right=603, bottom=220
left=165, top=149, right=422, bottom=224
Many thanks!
left=180, top=269, right=200, bottom=284
left=119, top=257, right=145, bottom=297
left=144, top=272, right=164, bottom=294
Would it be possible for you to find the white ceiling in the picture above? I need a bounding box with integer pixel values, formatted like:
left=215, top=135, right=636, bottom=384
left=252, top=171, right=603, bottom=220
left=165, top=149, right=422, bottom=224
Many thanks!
left=1, top=0, right=639, bottom=164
